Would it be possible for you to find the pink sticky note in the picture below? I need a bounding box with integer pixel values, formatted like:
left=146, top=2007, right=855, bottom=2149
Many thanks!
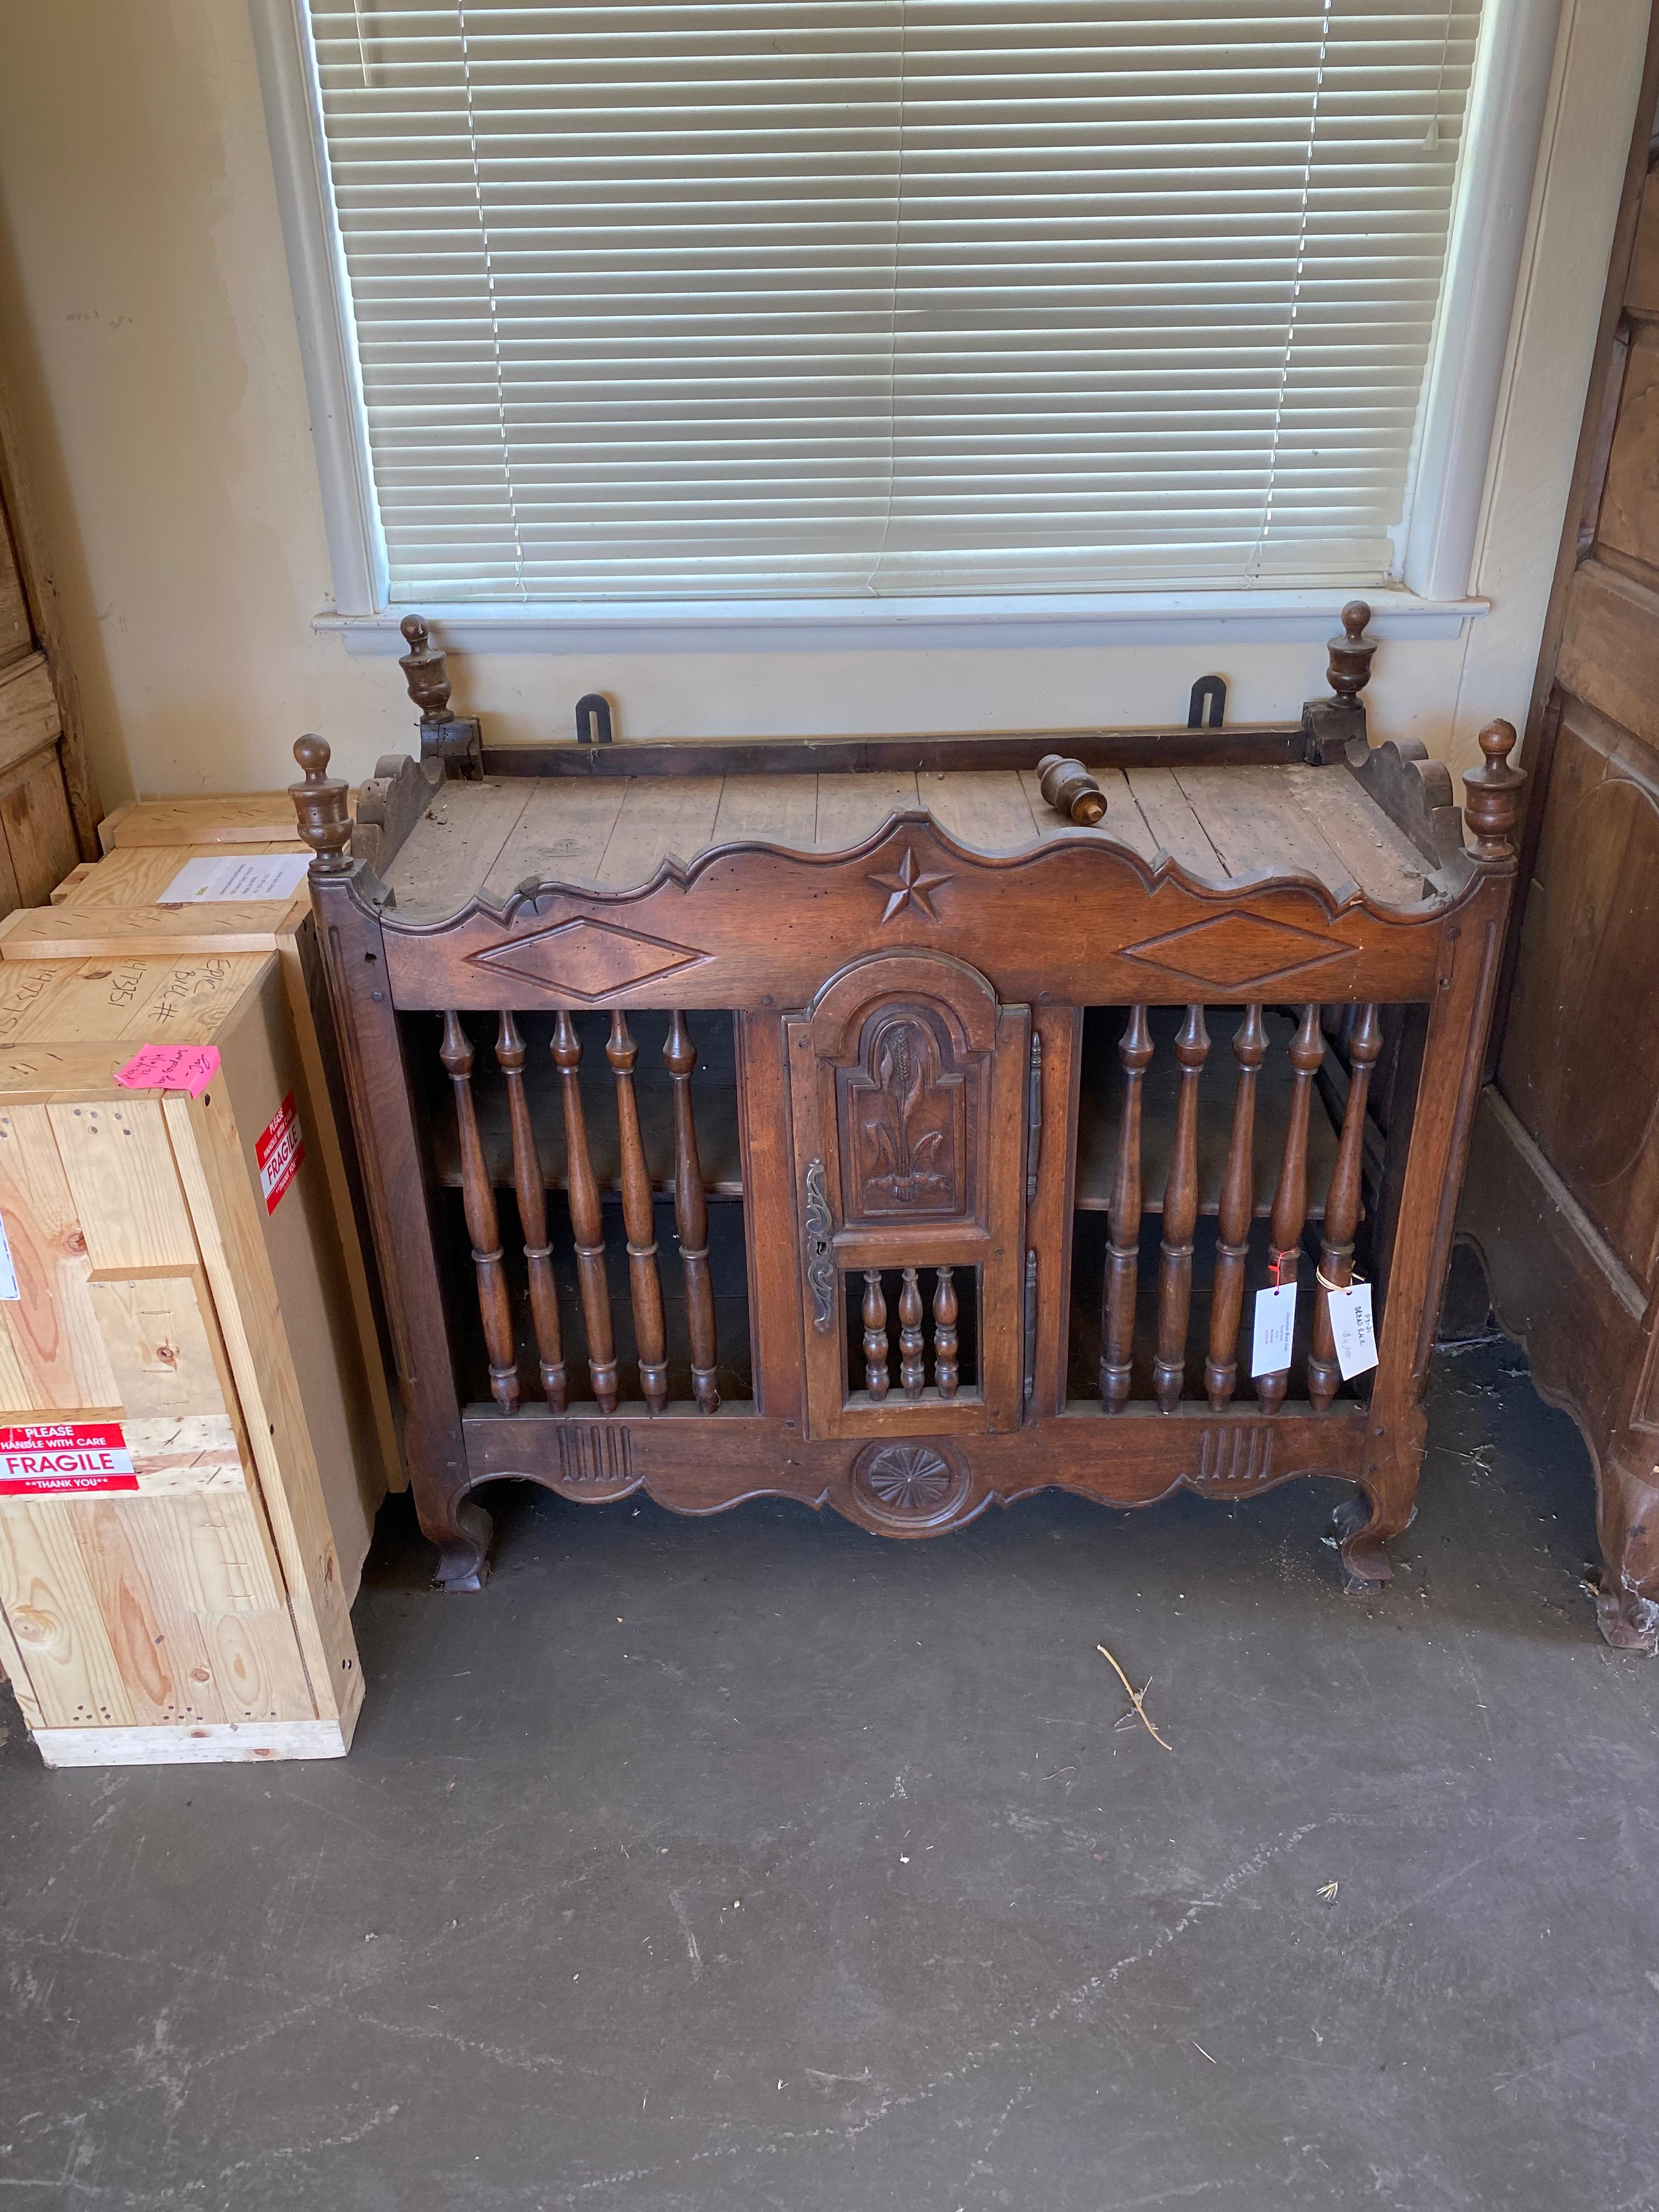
left=113, top=1044, right=222, bottom=1097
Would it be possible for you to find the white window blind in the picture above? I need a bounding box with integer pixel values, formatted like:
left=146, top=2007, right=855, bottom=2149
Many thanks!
left=307, top=0, right=1483, bottom=604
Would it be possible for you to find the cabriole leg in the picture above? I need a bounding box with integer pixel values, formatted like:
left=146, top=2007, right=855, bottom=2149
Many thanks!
left=1593, top=1451, right=1659, bottom=1652
left=422, top=1483, right=495, bottom=1594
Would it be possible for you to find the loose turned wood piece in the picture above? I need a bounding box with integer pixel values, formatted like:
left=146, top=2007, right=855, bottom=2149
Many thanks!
left=863, top=1271, right=890, bottom=1399
left=933, top=1266, right=958, bottom=1398
left=1101, top=1004, right=1153, bottom=1412
left=1153, top=1005, right=1211, bottom=1411
left=1205, top=1004, right=1267, bottom=1410
left=1308, top=1003, right=1382, bottom=1412
left=496, top=1012, right=566, bottom=1412
left=1258, top=1004, right=1324, bottom=1415
left=1461, top=719, right=1524, bottom=863
left=664, top=1012, right=719, bottom=1413
left=1326, top=600, right=1376, bottom=703
left=289, top=735, right=353, bottom=873
left=551, top=1011, right=619, bottom=1414
left=1036, top=754, right=1108, bottom=825
left=399, top=614, right=456, bottom=726
left=440, top=1013, right=520, bottom=1413
left=607, top=1012, right=669, bottom=1414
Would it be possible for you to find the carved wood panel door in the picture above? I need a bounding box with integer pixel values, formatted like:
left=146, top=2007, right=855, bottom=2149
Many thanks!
left=1499, top=158, right=1659, bottom=1293
left=786, top=950, right=1030, bottom=1442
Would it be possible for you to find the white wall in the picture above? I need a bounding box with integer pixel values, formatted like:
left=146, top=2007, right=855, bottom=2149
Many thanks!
left=0, top=0, right=1645, bottom=804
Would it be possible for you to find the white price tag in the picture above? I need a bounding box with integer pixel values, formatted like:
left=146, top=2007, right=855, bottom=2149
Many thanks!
left=1325, top=1280, right=1378, bottom=1380
left=0, top=1209, right=18, bottom=1301
left=1251, top=1283, right=1296, bottom=1376
left=157, top=853, right=312, bottom=905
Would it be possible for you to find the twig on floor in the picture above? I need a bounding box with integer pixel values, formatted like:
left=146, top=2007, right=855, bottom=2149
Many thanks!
left=1097, top=1641, right=1173, bottom=1751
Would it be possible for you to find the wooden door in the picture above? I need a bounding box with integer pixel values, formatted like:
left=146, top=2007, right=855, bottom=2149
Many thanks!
left=1460, top=36, right=1659, bottom=1651
left=0, top=390, right=100, bottom=907
left=786, top=950, right=1030, bottom=1440
left=1497, top=162, right=1659, bottom=1288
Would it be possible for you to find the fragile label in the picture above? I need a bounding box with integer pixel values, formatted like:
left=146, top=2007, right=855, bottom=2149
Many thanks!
left=0, top=1420, right=137, bottom=1494
left=1326, top=1280, right=1379, bottom=1380
left=256, top=1091, right=304, bottom=1214
left=157, top=853, right=312, bottom=904
left=113, top=1043, right=221, bottom=1097
left=1251, top=1283, right=1297, bottom=1376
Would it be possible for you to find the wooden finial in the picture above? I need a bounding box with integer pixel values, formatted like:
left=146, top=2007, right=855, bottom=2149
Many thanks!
left=399, top=612, right=454, bottom=725
left=1462, top=718, right=1525, bottom=864
left=1036, top=754, right=1107, bottom=826
left=1327, top=599, right=1377, bottom=704
left=289, top=734, right=353, bottom=874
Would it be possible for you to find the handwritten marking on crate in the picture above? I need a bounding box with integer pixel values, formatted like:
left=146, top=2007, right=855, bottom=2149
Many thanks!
left=114, top=1044, right=221, bottom=1097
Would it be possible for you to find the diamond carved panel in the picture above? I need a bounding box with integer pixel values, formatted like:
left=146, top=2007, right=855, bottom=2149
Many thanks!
left=469, top=917, right=705, bottom=998
left=1120, top=913, right=1350, bottom=991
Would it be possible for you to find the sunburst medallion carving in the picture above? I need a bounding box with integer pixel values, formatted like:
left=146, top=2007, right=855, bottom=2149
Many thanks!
left=850, top=1438, right=970, bottom=1530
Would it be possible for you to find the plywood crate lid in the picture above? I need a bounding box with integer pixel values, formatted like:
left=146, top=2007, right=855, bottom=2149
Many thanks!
left=97, top=794, right=315, bottom=851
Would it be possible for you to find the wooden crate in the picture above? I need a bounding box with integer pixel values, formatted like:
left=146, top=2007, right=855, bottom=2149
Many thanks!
left=0, top=947, right=387, bottom=1765
left=20, top=833, right=402, bottom=1508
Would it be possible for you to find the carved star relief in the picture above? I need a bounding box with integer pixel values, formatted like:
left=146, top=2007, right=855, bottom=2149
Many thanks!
left=867, top=846, right=950, bottom=924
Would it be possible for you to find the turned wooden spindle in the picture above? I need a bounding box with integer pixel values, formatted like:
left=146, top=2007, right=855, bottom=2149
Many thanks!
left=1326, top=600, right=1376, bottom=704
left=607, top=1012, right=668, bottom=1414
left=1461, top=719, right=1525, bottom=864
left=1153, top=1005, right=1210, bottom=1412
left=551, top=1011, right=618, bottom=1413
left=1205, top=1004, right=1267, bottom=1410
left=899, top=1267, right=925, bottom=1399
left=439, top=1012, right=519, bottom=1413
left=863, top=1271, right=890, bottom=1399
left=1036, top=754, right=1108, bottom=826
left=1100, top=1004, right=1153, bottom=1411
left=1307, top=1003, right=1383, bottom=1411
left=664, top=1012, right=719, bottom=1414
left=495, top=1013, right=566, bottom=1412
left=288, top=735, right=353, bottom=873
left=399, top=613, right=455, bottom=726
left=933, top=1266, right=958, bottom=1398
left=1257, top=1003, right=1323, bottom=1415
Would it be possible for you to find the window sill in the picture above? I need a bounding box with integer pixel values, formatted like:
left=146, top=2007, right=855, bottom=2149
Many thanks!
left=314, top=588, right=1487, bottom=658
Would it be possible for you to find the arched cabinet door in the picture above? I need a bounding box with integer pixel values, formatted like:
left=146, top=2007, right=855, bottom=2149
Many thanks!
left=785, top=950, right=1030, bottom=1441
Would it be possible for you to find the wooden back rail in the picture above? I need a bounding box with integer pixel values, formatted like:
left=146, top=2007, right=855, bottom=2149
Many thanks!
left=287, top=605, right=1526, bottom=1596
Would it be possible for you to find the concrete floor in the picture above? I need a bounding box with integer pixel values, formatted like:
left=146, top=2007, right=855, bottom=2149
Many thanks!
left=4, top=1342, right=1658, bottom=2211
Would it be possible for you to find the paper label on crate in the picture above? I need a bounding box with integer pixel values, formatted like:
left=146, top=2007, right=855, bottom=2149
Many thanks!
left=1251, top=1283, right=1297, bottom=1377
left=156, top=853, right=312, bottom=904
left=0, top=1420, right=137, bottom=1493
left=0, top=1208, right=19, bottom=1301
left=256, top=1091, right=304, bottom=1214
left=112, top=1043, right=221, bottom=1097
left=1326, top=1280, right=1378, bottom=1380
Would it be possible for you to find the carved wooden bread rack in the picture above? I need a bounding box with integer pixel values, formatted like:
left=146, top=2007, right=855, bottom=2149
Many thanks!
left=292, top=605, right=1523, bottom=1594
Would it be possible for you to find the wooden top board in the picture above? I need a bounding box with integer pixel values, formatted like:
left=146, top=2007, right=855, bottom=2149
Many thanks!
left=380, top=760, right=1437, bottom=926
left=98, top=794, right=307, bottom=852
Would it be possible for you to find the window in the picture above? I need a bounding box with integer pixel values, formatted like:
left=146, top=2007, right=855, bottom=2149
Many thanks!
left=259, top=0, right=1551, bottom=618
